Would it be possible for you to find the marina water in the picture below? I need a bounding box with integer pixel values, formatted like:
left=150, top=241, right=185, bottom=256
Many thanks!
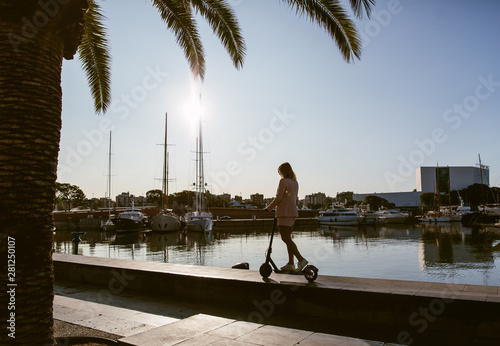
left=53, top=223, right=500, bottom=286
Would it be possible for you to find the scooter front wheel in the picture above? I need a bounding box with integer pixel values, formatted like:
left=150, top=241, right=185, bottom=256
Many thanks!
left=303, top=265, right=318, bottom=282
left=259, top=262, right=272, bottom=278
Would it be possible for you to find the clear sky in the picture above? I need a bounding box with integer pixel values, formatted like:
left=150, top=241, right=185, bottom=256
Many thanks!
left=58, top=0, right=500, bottom=201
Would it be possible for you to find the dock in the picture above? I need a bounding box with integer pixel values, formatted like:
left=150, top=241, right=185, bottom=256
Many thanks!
left=54, top=253, right=500, bottom=345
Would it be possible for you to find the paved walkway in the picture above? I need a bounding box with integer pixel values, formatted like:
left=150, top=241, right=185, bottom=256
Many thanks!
left=54, top=281, right=400, bottom=346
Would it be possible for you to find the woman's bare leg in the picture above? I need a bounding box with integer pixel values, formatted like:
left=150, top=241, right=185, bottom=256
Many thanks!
left=279, top=225, right=304, bottom=264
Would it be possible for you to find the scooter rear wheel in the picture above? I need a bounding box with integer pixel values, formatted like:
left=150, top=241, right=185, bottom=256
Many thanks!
left=259, top=262, right=272, bottom=278
left=303, top=265, right=318, bottom=282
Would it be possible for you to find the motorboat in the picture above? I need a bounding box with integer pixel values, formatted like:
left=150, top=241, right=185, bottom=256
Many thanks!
left=353, top=205, right=378, bottom=224
left=376, top=209, right=408, bottom=224
left=419, top=211, right=452, bottom=223
left=318, top=205, right=362, bottom=226
left=111, top=210, right=147, bottom=232
left=478, top=204, right=500, bottom=217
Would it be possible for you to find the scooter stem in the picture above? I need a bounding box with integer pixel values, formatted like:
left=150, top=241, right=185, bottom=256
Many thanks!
left=265, top=218, right=278, bottom=269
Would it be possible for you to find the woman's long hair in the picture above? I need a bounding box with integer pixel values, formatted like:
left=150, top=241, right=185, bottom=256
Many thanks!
left=278, top=162, right=296, bottom=181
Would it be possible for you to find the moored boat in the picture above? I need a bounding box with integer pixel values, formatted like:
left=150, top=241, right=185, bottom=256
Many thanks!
left=151, top=211, right=181, bottom=232
left=318, top=205, right=362, bottom=226
left=185, top=211, right=213, bottom=232
left=151, top=113, right=181, bottom=232
left=112, top=210, right=147, bottom=232
left=376, top=209, right=408, bottom=224
left=184, top=92, right=213, bottom=232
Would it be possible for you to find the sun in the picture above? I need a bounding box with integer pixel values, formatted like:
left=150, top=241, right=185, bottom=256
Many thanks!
left=182, top=84, right=205, bottom=126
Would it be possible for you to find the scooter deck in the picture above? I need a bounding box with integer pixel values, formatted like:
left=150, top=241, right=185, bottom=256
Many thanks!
left=274, top=267, right=309, bottom=275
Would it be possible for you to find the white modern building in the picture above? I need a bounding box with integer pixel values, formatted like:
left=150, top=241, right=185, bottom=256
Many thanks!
left=416, top=166, right=489, bottom=193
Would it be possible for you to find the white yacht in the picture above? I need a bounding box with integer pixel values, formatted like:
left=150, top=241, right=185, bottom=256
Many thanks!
left=354, top=205, right=378, bottom=224
left=318, top=205, right=362, bottom=226
left=376, top=209, right=408, bottom=224
left=419, top=211, right=452, bottom=223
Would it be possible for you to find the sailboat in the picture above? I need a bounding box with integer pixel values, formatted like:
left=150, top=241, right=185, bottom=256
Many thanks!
left=185, top=94, right=213, bottom=232
left=101, top=131, right=115, bottom=232
left=420, top=165, right=451, bottom=223
left=151, top=113, right=181, bottom=232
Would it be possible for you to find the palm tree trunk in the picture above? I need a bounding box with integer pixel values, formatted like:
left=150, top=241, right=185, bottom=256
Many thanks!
left=0, top=1, right=89, bottom=344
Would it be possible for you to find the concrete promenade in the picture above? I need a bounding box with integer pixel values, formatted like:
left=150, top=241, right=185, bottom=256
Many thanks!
left=53, top=253, right=500, bottom=345
left=54, top=281, right=399, bottom=345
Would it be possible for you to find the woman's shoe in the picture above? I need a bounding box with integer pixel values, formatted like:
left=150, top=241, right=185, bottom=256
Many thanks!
left=297, top=259, right=308, bottom=271
left=280, top=263, right=295, bottom=271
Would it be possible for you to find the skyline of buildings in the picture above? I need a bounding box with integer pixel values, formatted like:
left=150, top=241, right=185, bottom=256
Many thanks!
left=78, top=165, right=492, bottom=209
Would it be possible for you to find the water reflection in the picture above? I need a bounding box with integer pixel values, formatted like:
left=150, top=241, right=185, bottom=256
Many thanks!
left=52, top=223, right=500, bottom=286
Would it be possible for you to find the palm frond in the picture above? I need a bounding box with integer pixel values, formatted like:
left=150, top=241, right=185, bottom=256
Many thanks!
left=282, top=0, right=362, bottom=62
left=78, top=0, right=111, bottom=114
left=349, top=0, right=374, bottom=19
left=190, top=0, right=246, bottom=70
left=151, top=0, right=206, bottom=80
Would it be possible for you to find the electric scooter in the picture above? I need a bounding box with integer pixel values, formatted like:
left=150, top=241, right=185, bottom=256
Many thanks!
left=259, top=218, right=318, bottom=282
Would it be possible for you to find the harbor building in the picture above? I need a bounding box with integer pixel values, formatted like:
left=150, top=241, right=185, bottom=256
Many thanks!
left=353, top=165, right=490, bottom=208
left=416, top=165, right=489, bottom=193
left=250, top=193, right=264, bottom=206
left=352, top=191, right=423, bottom=208
left=305, top=192, right=327, bottom=206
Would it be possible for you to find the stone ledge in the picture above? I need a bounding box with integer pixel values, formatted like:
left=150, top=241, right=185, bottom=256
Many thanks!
left=53, top=253, right=500, bottom=345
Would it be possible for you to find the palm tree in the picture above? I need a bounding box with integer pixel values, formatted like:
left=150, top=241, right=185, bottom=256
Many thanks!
left=0, top=0, right=373, bottom=343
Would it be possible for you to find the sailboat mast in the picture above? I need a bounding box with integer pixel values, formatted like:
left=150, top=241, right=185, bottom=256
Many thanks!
left=195, top=137, right=199, bottom=212
left=479, top=154, right=485, bottom=206
left=198, top=93, right=204, bottom=212
left=107, top=131, right=112, bottom=219
left=163, top=112, right=168, bottom=210
left=436, top=164, right=441, bottom=216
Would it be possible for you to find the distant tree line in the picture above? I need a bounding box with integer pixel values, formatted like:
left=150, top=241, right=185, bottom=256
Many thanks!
left=55, top=183, right=85, bottom=211
left=57, top=183, right=500, bottom=213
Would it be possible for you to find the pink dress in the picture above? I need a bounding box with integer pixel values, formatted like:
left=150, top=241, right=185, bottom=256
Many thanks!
left=265, top=178, right=299, bottom=226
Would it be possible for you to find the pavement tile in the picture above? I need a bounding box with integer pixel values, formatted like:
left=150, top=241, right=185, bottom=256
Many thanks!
left=53, top=304, right=96, bottom=324
left=126, top=311, right=180, bottom=327
left=208, top=320, right=262, bottom=339
left=174, top=334, right=233, bottom=346
left=118, top=314, right=234, bottom=346
left=235, top=325, right=312, bottom=346
left=78, top=313, right=156, bottom=337
left=297, top=333, right=384, bottom=346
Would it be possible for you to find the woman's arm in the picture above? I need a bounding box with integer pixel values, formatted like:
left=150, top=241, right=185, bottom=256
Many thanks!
left=265, top=179, right=286, bottom=211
